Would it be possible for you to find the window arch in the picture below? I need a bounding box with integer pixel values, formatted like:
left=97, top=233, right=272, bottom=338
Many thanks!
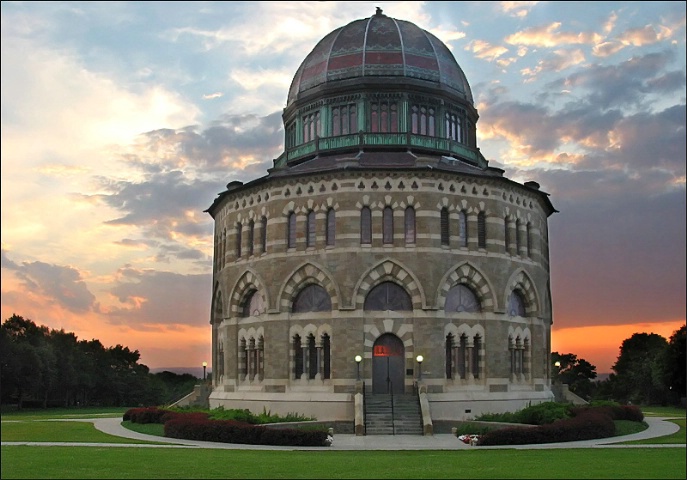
left=306, top=210, right=316, bottom=247
left=383, top=206, right=393, bottom=244
left=361, top=206, right=372, bottom=244
left=261, top=216, right=268, bottom=253
left=248, top=219, right=255, bottom=256
left=242, top=290, right=265, bottom=317
left=526, top=222, right=532, bottom=257
left=508, top=290, right=526, bottom=317
left=477, top=212, right=486, bottom=249
left=364, top=281, right=412, bottom=311
left=287, top=212, right=296, bottom=249
left=404, top=206, right=416, bottom=244
left=440, top=207, right=450, bottom=246
left=458, top=211, right=468, bottom=247
left=292, top=284, right=332, bottom=313
left=326, top=208, right=335, bottom=246
left=236, top=223, right=242, bottom=258
left=445, top=333, right=480, bottom=380
left=293, top=332, right=331, bottom=380
left=444, top=284, right=481, bottom=313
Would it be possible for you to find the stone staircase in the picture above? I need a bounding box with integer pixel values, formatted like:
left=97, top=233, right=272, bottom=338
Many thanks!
left=364, top=391, right=423, bottom=435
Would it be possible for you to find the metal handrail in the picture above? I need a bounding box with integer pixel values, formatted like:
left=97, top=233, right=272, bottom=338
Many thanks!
left=389, top=380, right=395, bottom=435
left=362, top=381, right=367, bottom=436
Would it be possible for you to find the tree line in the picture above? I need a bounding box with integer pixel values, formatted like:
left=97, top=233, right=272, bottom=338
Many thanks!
left=553, top=324, right=686, bottom=405
left=0, top=314, right=200, bottom=409
left=1, top=314, right=684, bottom=409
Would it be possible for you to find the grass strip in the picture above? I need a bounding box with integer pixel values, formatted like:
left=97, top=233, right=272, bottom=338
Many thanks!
left=1, top=445, right=685, bottom=479
left=0, top=420, right=166, bottom=444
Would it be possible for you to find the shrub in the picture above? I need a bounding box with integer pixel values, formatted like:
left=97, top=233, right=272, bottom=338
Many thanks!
left=164, top=417, right=329, bottom=446
left=477, top=406, right=616, bottom=446
left=475, top=401, right=573, bottom=425
left=124, top=407, right=169, bottom=424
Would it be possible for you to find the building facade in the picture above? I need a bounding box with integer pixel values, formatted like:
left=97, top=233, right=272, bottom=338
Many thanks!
left=206, top=9, right=557, bottom=424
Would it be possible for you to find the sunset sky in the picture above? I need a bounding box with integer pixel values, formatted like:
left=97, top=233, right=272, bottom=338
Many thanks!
left=1, top=1, right=685, bottom=374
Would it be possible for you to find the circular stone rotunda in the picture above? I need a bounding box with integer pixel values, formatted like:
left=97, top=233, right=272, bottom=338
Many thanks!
left=205, top=8, right=557, bottom=435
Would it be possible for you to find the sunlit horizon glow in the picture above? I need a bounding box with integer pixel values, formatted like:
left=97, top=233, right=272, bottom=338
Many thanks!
left=2, top=2, right=685, bottom=375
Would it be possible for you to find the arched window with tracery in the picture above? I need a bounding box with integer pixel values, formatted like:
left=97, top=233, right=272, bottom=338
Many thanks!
left=370, top=100, right=398, bottom=133
left=287, top=212, right=296, bottom=249
left=440, top=207, right=450, bottom=246
left=444, top=284, right=481, bottom=313
left=508, top=290, right=526, bottom=317
left=292, top=284, right=331, bottom=312
left=242, top=290, right=265, bottom=317
left=364, top=281, right=412, bottom=311
left=383, top=206, right=393, bottom=244
left=361, top=206, right=372, bottom=244
left=404, top=206, right=416, bottom=245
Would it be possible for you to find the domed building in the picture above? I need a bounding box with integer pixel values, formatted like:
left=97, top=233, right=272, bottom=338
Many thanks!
left=206, top=8, right=557, bottom=434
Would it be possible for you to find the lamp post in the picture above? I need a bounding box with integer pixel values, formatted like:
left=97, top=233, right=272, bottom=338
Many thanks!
left=202, top=361, right=207, bottom=382
left=416, top=355, right=424, bottom=382
left=355, top=355, right=362, bottom=381
left=553, top=360, right=561, bottom=384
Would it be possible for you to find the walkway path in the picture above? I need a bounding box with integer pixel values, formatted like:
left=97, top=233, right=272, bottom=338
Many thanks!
left=2, top=416, right=684, bottom=450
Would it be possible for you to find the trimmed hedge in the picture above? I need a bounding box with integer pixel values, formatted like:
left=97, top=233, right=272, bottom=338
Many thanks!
left=123, top=406, right=330, bottom=447
left=477, top=406, right=618, bottom=446
left=164, top=417, right=330, bottom=446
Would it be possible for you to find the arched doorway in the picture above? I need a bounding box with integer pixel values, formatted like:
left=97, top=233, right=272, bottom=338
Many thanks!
left=372, top=333, right=405, bottom=394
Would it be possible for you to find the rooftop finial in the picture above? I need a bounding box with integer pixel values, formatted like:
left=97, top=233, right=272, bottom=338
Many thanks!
left=375, top=7, right=383, bottom=16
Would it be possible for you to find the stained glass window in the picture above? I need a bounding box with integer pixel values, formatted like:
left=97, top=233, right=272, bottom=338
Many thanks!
left=242, top=290, right=265, bottom=317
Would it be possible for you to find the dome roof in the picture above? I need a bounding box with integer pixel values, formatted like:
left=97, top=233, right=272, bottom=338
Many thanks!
left=287, top=8, right=473, bottom=107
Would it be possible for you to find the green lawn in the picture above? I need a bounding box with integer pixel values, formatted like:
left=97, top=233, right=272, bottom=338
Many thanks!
left=1, top=406, right=685, bottom=479
left=1, top=446, right=685, bottom=479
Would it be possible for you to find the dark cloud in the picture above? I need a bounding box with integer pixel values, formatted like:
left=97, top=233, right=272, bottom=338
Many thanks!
left=522, top=167, right=686, bottom=328
left=1, top=249, right=96, bottom=313
left=105, top=267, right=211, bottom=328
left=550, top=51, right=682, bottom=111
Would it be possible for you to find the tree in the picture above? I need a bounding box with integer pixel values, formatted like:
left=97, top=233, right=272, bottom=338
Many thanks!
left=551, top=352, right=597, bottom=400
left=660, top=325, right=686, bottom=402
left=611, top=332, right=669, bottom=405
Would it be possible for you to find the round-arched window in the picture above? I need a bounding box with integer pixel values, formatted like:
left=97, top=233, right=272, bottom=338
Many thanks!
left=292, top=284, right=332, bottom=313
left=364, top=281, right=412, bottom=311
left=445, top=284, right=480, bottom=313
